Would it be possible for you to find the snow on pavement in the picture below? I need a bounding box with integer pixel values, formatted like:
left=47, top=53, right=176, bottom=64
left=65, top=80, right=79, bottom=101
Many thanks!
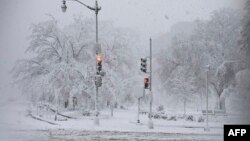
left=0, top=99, right=225, bottom=140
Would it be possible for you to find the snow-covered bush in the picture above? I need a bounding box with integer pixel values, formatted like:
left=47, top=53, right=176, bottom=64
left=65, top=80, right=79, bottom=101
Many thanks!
left=153, top=113, right=161, bottom=119
left=168, top=116, right=177, bottom=121
left=186, top=115, right=195, bottom=121
left=82, top=110, right=91, bottom=116
left=198, top=116, right=205, bottom=122
left=157, top=105, right=164, bottom=112
left=161, top=114, right=168, bottom=120
left=120, top=105, right=126, bottom=110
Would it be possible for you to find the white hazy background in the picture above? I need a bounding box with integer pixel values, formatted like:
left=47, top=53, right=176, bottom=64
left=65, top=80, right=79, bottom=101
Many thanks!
left=0, top=0, right=245, bottom=101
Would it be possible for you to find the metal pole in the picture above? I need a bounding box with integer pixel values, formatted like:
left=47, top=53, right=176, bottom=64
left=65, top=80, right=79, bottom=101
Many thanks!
left=111, top=100, right=114, bottom=116
left=55, top=89, right=58, bottom=121
left=206, top=70, right=208, bottom=127
left=205, top=68, right=209, bottom=131
left=95, top=0, right=98, bottom=43
left=94, top=0, right=100, bottom=126
left=184, top=97, right=186, bottom=116
left=96, top=87, right=98, bottom=115
left=94, top=86, right=99, bottom=125
left=149, top=38, right=152, bottom=119
left=138, top=86, right=145, bottom=123
left=148, top=38, right=154, bottom=129
left=137, top=98, right=140, bottom=123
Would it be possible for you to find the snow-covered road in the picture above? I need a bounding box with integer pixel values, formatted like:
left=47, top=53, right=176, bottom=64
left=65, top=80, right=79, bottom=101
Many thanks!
left=1, top=129, right=223, bottom=141
left=0, top=98, right=239, bottom=141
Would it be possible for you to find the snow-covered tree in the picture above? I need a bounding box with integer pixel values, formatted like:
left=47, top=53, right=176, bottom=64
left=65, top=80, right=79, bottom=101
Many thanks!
left=155, top=8, right=244, bottom=112
left=12, top=16, right=139, bottom=110
left=193, top=8, right=244, bottom=111
left=240, top=0, right=250, bottom=63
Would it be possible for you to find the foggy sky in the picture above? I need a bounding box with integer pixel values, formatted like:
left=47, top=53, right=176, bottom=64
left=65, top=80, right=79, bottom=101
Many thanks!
left=0, top=0, right=245, bottom=99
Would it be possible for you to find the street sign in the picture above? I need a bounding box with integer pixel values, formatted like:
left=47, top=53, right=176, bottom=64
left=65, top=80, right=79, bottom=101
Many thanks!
left=99, top=71, right=106, bottom=76
left=95, top=75, right=102, bottom=87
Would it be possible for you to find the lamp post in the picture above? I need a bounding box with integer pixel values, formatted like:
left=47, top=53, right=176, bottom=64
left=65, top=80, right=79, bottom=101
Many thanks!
left=61, top=0, right=102, bottom=126
left=204, top=64, right=210, bottom=131
left=61, top=0, right=101, bottom=42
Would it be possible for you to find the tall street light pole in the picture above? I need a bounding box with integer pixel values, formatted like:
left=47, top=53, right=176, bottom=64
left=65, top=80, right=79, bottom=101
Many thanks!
left=204, top=64, right=210, bottom=131
left=61, top=0, right=102, bottom=126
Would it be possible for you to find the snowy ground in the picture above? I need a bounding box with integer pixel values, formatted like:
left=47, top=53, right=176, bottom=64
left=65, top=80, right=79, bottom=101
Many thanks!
left=1, top=98, right=246, bottom=141
left=1, top=129, right=224, bottom=141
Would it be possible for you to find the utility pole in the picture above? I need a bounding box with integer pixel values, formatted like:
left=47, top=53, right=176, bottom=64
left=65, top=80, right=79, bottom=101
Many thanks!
left=148, top=38, right=154, bottom=129
left=139, top=38, right=154, bottom=129
left=204, top=64, right=210, bottom=131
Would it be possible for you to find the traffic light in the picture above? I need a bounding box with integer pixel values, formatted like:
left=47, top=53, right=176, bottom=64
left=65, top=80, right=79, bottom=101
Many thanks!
left=96, top=55, right=102, bottom=72
left=144, top=78, right=150, bottom=89
left=141, top=58, right=147, bottom=73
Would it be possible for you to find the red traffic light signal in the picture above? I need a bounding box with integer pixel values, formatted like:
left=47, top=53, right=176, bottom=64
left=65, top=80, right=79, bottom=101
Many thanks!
left=96, top=55, right=102, bottom=72
left=144, top=78, right=149, bottom=89
left=96, top=55, right=102, bottom=64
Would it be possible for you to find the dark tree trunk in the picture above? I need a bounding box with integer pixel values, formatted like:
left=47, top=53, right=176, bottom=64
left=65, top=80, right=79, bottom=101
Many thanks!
left=212, top=82, right=226, bottom=112
left=219, top=96, right=226, bottom=112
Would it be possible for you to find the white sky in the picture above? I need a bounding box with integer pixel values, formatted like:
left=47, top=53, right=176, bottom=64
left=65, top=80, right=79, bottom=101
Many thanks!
left=0, top=0, right=246, bottom=97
